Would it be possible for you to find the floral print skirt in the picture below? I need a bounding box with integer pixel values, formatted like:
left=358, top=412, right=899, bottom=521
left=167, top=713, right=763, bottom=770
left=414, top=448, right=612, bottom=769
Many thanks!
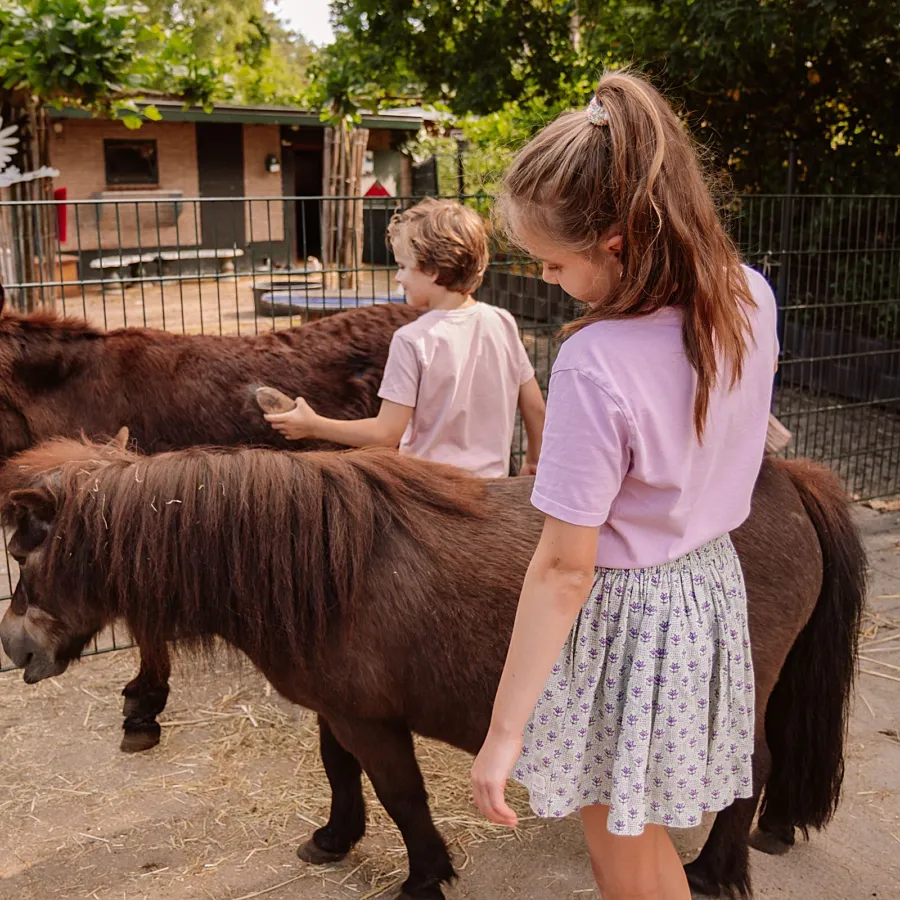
left=512, top=534, right=755, bottom=836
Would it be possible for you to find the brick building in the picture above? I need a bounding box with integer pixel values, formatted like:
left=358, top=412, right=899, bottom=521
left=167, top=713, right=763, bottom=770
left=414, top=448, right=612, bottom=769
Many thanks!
left=45, top=101, right=425, bottom=275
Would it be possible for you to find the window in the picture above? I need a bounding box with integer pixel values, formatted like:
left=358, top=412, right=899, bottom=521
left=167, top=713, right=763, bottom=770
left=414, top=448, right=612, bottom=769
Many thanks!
left=104, top=139, right=159, bottom=186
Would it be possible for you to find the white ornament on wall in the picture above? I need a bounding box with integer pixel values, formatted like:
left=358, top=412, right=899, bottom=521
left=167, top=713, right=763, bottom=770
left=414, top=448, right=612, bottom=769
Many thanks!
left=0, top=116, right=60, bottom=188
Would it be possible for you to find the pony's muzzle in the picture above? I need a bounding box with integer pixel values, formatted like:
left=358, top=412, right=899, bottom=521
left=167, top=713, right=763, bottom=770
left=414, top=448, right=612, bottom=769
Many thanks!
left=0, top=607, right=32, bottom=668
left=0, top=607, right=66, bottom=683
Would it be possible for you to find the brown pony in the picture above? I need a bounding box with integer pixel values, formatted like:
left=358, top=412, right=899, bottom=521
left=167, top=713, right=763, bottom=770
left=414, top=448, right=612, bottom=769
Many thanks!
left=0, top=293, right=417, bottom=748
left=0, top=294, right=417, bottom=459
left=0, top=438, right=865, bottom=900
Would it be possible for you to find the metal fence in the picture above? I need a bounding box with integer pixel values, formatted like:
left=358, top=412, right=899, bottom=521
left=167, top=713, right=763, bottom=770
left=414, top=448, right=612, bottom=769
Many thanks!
left=0, top=191, right=899, bottom=670
left=733, top=194, right=900, bottom=499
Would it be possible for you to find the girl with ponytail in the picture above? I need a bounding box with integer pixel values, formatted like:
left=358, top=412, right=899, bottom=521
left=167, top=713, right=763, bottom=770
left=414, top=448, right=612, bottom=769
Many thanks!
left=471, top=70, right=779, bottom=899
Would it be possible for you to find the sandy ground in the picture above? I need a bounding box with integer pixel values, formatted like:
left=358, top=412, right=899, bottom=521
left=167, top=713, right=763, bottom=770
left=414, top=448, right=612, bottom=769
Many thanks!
left=52, top=271, right=399, bottom=336
left=0, top=506, right=898, bottom=900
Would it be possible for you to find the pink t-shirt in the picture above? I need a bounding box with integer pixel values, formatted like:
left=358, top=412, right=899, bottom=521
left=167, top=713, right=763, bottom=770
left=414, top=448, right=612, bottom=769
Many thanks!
left=378, top=302, right=535, bottom=477
left=532, top=266, right=779, bottom=568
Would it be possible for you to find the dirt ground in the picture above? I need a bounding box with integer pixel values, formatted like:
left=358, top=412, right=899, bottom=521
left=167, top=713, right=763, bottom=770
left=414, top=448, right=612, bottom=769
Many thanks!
left=1, top=507, right=899, bottom=900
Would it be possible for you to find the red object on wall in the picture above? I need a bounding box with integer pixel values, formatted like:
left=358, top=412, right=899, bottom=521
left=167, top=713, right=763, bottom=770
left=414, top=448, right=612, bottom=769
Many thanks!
left=364, top=181, right=391, bottom=198
left=54, top=187, right=67, bottom=243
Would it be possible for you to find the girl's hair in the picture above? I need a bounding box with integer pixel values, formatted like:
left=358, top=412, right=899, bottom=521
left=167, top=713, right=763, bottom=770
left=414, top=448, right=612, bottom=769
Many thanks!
left=499, top=69, right=754, bottom=440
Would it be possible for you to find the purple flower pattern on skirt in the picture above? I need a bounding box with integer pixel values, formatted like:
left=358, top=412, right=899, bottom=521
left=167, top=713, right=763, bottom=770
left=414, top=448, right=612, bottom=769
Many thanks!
left=512, top=534, right=755, bottom=836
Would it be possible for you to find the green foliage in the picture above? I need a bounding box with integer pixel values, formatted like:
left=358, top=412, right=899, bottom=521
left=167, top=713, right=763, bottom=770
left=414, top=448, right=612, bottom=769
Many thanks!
left=0, top=0, right=315, bottom=122
left=0, top=0, right=158, bottom=109
left=326, top=0, right=900, bottom=192
left=592, top=0, right=900, bottom=192
left=328, top=0, right=577, bottom=116
left=141, top=1, right=314, bottom=106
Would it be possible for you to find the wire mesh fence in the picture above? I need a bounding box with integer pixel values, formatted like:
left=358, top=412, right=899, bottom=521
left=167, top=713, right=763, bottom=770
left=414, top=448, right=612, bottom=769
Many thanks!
left=0, top=190, right=898, bottom=671
left=734, top=194, right=900, bottom=499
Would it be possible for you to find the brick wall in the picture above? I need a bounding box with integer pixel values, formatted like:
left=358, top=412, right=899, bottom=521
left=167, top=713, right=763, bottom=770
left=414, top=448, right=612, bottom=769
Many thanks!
left=242, top=124, right=285, bottom=243
left=49, top=120, right=201, bottom=252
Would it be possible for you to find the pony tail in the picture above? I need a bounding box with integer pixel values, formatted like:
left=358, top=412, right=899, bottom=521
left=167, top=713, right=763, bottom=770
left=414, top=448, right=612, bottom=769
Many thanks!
left=595, top=73, right=754, bottom=440
left=501, top=68, right=756, bottom=441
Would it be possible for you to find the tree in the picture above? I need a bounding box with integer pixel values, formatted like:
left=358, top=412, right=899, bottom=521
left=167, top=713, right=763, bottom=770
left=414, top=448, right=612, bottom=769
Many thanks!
left=327, top=0, right=900, bottom=193
left=0, top=0, right=172, bottom=308
left=587, top=0, right=900, bottom=192
left=142, top=0, right=315, bottom=105
left=328, top=0, right=577, bottom=116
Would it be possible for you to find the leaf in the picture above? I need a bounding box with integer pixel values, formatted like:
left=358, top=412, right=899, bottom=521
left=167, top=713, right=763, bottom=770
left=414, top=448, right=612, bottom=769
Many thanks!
left=121, top=113, right=143, bottom=130
left=143, top=104, right=162, bottom=121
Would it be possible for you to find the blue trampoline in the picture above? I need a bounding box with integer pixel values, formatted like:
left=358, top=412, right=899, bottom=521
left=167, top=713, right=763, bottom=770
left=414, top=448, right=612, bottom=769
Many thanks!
left=254, top=282, right=405, bottom=317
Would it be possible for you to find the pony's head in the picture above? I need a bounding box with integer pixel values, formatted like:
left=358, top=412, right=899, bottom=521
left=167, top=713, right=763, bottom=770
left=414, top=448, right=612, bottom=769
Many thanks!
left=0, top=428, right=130, bottom=682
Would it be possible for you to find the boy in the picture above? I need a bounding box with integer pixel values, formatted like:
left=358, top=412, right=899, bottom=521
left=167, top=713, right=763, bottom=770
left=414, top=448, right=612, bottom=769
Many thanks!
left=266, top=198, right=545, bottom=477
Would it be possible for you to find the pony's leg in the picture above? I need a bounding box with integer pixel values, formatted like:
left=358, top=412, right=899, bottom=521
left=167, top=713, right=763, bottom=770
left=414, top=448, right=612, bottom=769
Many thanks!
left=682, top=728, right=772, bottom=900
left=297, top=717, right=368, bottom=864
left=121, top=642, right=171, bottom=753
left=322, top=716, right=454, bottom=900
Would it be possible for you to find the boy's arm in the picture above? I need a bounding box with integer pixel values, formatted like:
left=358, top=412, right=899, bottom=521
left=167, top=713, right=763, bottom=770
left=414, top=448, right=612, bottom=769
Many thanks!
left=517, top=376, right=546, bottom=475
left=266, top=398, right=412, bottom=448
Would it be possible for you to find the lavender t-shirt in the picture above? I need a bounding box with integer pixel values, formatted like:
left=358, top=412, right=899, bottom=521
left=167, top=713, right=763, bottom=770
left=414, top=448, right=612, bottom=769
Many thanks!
left=532, top=266, right=779, bottom=569
left=378, top=302, right=535, bottom=477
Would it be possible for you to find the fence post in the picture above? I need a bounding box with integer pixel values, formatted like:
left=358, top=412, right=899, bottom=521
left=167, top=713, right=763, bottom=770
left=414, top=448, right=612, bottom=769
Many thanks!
left=775, top=141, right=797, bottom=304
left=774, top=142, right=797, bottom=388
left=450, top=129, right=467, bottom=201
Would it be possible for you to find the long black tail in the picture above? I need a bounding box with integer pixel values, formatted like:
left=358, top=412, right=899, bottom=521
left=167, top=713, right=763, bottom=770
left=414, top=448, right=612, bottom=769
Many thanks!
left=759, top=460, right=867, bottom=835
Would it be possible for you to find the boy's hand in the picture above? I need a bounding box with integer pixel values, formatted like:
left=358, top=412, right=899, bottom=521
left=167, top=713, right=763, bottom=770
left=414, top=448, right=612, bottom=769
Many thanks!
left=519, top=459, right=538, bottom=476
left=265, top=398, right=318, bottom=440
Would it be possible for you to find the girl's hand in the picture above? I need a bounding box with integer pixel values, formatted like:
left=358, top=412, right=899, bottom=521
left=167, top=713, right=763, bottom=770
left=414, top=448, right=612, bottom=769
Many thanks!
left=519, top=459, right=538, bottom=477
left=471, top=730, right=523, bottom=827
left=265, top=397, right=318, bottom=440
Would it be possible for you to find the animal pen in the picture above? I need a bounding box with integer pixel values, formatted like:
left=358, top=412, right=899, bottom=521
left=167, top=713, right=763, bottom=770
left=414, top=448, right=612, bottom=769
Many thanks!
left=0, top=190, right=898, bottom=676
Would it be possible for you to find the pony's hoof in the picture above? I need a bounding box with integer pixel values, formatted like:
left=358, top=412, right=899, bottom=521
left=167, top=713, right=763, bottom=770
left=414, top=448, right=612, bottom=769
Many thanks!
left=749, top=825, right=795, bottom=856
left=121, top=715, right=161, bottom=753
left=394, top=877, right=448, bottom=900
left=296, top=839, right=348, bottom=865
left=120, top=724, right=161, bottom=753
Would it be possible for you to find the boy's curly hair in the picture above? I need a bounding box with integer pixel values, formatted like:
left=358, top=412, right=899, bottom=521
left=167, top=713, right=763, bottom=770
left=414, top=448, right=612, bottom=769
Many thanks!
left=387, top=198, right=489, bottom=294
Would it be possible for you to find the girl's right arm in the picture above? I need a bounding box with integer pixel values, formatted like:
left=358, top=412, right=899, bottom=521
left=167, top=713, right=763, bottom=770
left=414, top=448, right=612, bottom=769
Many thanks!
left=472, top=514, right=598, bottom=825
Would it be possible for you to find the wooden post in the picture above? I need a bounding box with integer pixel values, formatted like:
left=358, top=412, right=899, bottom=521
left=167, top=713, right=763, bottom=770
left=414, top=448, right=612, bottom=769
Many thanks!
left=322, top=120, right=369, bottom=292
left=321, top=126, right=336, bottom=290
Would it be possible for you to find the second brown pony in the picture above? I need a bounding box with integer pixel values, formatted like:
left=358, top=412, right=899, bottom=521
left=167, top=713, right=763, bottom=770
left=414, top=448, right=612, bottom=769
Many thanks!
left=0, top=295, right=418, bottom=746
left=0, top=440, right=865, bottom=899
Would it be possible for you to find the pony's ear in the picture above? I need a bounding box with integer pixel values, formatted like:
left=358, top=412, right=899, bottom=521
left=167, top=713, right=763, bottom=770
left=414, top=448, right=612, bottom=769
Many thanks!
left=8, top=487, right=58, bottom=525
left=112, top=426, right=129, bottom=450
